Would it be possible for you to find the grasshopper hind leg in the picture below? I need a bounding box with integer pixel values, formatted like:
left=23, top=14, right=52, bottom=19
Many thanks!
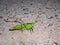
left=9, top=29, right=13, bottom=31
left=9, top=29, right=16, bottom=31
left=30, top=29, right=33, bottom=34
left=30, top=28, right=33, bottom=33
left=31, top=28, right=33, bottom=32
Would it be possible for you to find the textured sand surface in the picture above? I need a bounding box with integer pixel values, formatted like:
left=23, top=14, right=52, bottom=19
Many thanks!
left=0, top=0, right=60, bottom=45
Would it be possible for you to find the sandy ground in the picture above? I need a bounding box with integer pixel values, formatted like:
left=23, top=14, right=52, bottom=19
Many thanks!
left=0, top=0, right=60, bottom=45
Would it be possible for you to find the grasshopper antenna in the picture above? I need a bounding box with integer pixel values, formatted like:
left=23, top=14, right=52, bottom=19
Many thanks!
left=19, top=18, right=25, bottom=24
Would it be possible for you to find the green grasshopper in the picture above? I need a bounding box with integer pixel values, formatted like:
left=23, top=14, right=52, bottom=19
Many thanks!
left=9, top=18, right=34, bottom=32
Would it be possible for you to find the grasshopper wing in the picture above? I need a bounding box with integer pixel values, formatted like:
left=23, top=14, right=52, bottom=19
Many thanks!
left=26, top=23, right=34, bottom=30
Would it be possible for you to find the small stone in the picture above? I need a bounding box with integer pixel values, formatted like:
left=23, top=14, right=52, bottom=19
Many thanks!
left=42, top=12, right=45, bottom=14
left=30, top=3, right=33, bottom=5
left=53, top=42, right=58, bottom=45
left=48, top=24, right=53, bottom=27
left=0, top=16, right=3, bottom=18
left=0, top=33, right=2, bottom=35
left=22, top=8, right=28, bottom=11
left=4, top=18, right=9, bottom=22
left=35, top=20, right=38, bottom=23
left=56, top=18, right=59, bottom=19
left=46, top=7, right=51, bottom=9
left=27, top=16, right=29, bottom=18
left=48, top=16, right=53, bottom=19
left=36, top=15, right=40, bottom=18
left=39, top=8, right=41, bottom=9
left=15, top=12, right=17, bottom=14
left=55, top=14, right=58, bottom=17
left=11, top=37, right=14, bottom=39
left=24, top=13, right=29, bottom=14
left=21, top=1, right=24, bottom=3
left=1, top=9, right=4, bottom=11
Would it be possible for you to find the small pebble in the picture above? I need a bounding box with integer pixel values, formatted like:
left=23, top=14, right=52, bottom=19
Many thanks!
left=35, top=20, right=38, bottom=23
left=46, top=7, right=52, bottom=9
left=30, top=3, right=33, bottom=5
left=39, top=8, right=41, bottom=9
left=24, top=13, right=29, bottom=14
left=56, top=18, right=59, bottom=19
left=15, top=12, right=17, bottom=14
left=0, top=33, right=2, bottom=35
left=21, top=1, right=24, bottom=3
left=22, top=8, right=28, bottom=11
left=48, top=24, right=53, bottom=27
left=11, top=37, right=14, bottom=39
left=4, top=18, right=9, bottom=22
left=0, top=16, right=3, bottom=18
left=27, top=16, right=29, bottom=18
left=1, top=9, right=4, bottom=11
left=42, top=12, right=45, bottom=14
left=53, top=42, right=58, bottom=45
left=36, top=15, right=40, bottom=18
left=48, top=16, right=54, bottom=19
left=55, top=14, right=58, bottom=17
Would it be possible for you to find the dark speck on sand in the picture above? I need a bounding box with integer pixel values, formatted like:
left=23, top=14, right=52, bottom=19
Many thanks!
left=0, top=16, right=3, bottom=18
left=55, top=14, right=58, bottom=17
left=48, top=16, right=54, bottom=19
left=0, top=33, right=2, bottom=35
